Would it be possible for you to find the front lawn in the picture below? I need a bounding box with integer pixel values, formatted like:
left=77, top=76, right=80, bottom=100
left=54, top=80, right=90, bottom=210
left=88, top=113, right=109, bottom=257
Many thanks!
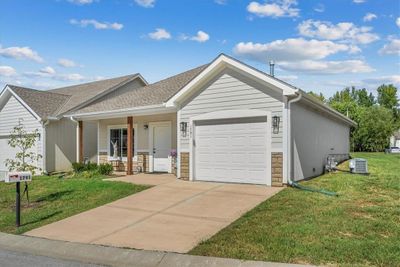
left=191, top=153, right=400, bottom=266
left=0, top=174, right=149, bottom=234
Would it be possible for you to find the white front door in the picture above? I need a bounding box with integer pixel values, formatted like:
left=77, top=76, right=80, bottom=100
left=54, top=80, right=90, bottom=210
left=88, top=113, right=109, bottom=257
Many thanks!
left=151, top=122, right=171, bottom=172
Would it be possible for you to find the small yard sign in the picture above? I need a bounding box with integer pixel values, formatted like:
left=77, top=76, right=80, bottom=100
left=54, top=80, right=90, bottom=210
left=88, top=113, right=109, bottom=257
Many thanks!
left=5, top=172, right=32, bottom=183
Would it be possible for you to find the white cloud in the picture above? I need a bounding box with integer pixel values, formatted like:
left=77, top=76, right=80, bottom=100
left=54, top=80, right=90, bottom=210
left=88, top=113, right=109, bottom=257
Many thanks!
left=24, top=67, right=85, bottom=82
left=396, top=17, right=400, bottom=28
left=353, top=0, right=365, bottom=3
left=148, top=28, right=171, bottom=40
left=180, top=31, right=210, bottom=43
left=40, top=66, right=56, bottom=75
left=56, top=73, right=85, bottom=81
left=362, top=75, right=400, bottom=87
left=134, top=0, right=155, bottom=8
left=68, top=0, right=94, bottom=5
left=0, top=66, right=17, bottom=77
left=215, top=0, right=227, bottom=5
left=0, top=45, right=44, bottom=63
left=58, top=58, right=77, bottom=67
left=247, top=0, right=300, bottom=18
left=298, top=19, right=379, bottom=44
left=234, top=38, right=357, bottom=62
left=277, top=75, right=298, bottom=81
left=190, top=31, right=210, bottom=42
left=363, top=13, right=377, bottom=22
left=70, top=19, right=123, bottom=30
left=379, top=38, right=400, bottom=55
left=279, top=60, right=374, bottom=74
left=313, top=3, right=325, bottom=13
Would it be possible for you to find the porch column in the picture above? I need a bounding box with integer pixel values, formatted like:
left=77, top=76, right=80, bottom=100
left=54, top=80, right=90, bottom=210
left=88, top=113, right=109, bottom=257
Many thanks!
left=127, top=116, right=133, bottom=175
left=78, top=121, right=83, bottom=163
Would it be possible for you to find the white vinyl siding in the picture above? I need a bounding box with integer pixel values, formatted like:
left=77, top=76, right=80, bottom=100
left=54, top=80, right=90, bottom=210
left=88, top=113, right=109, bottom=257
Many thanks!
left=180, top=69, right=283, bottom=151
left=0, top=94, right=43, bottom=172
left=291, top=101, right=350, bottom=181
left=0, top=95, right=41, bottom=135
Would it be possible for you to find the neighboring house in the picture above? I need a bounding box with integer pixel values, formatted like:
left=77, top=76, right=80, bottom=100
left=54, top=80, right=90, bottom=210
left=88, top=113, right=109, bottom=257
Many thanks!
left=390, top=130, right=400, bottom=147
left=0, top=54, right=355, bottom=186
left=0, top=74, right=147, bottom=173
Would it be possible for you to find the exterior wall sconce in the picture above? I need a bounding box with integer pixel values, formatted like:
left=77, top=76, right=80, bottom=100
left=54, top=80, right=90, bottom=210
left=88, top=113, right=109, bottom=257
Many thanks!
left=144, top=124, right=148, bottom=130
left=180, top=122, right=188, bottom=137
left=272, top=116, right=280, bottom=134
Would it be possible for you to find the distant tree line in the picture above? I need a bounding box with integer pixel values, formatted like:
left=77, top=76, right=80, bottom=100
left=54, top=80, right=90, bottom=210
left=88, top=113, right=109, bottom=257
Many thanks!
left=308, top=84, right=400, bottom=152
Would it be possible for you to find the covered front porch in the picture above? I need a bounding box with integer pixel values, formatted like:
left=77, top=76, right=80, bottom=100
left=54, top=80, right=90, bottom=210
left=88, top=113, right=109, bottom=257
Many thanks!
left=76, top=112, right=178, bottom=176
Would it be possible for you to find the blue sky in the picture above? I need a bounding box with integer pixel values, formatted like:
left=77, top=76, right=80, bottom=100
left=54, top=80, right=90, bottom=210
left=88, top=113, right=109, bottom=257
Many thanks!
left=0, top=0, right=399, bottom=97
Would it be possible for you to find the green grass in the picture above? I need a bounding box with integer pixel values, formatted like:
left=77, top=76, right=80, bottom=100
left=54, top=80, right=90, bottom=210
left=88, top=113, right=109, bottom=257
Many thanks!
left=0, top=174, right=149, bottom=234
left=190, top=153, right=400, bottom=267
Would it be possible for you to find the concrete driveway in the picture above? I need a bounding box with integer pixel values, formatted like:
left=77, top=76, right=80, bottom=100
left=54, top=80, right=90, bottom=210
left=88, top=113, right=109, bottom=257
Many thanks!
left=26, top=175, right=282, bottom=253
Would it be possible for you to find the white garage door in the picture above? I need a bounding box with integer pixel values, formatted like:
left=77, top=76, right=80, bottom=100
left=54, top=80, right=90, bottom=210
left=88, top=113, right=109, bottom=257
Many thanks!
left=0, top=138, right=17, bottom=172
left=0, top=137, right=39, bottom=172
left=194, top=117, right=269, bottom=185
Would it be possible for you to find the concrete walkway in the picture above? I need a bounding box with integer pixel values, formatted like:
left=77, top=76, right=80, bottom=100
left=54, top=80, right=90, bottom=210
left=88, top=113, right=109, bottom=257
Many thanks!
left=0, top=232, right=312, bottom=267
left=26, top=175, right=282, bottom=253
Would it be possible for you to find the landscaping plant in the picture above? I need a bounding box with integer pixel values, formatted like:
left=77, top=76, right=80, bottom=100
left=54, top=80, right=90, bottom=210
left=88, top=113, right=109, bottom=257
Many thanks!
left=5, top=122, right=42, bottom=175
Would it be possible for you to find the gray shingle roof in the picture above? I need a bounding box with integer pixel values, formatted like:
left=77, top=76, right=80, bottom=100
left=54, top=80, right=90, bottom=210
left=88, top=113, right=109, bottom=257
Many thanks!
left=73, top=64, right=208, bottom=114
left=8, top=85, right=71, bottom=119
left=49, top=74, right=140, bottom=116
left=6, top=74, right=141, bottom=120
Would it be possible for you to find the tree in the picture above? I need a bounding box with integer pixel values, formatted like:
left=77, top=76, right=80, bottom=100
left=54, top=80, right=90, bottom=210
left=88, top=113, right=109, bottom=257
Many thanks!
left=307, top=91, right=326, bottom=103
left=377, top=84, right=399, bottom=110
left=377, top=84, right=399, bottom=120
left=5, top=123, right=42, bottom=175
left=355, top=88, right=375, bottom=107
left=352, top=106, right=396, bottom=152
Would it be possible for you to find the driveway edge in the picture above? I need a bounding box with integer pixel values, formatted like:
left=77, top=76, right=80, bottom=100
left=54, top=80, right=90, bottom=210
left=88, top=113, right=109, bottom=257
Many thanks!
left=0, top=232, right=311, bottom=267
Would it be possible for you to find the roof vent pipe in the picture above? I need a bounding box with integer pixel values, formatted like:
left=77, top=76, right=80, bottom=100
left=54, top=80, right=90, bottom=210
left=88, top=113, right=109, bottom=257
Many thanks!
left=269, top=60, right=275, bottom=77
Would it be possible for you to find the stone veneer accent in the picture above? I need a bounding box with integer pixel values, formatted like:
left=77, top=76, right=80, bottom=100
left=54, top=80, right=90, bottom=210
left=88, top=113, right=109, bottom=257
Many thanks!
left=271, top=152, right=283, bottom=187
left=137, top=152, right=149, bottom=173
left=178, top=152, right=283, bottom=186
left=99, top=152, right=150, bottom=173
left=180, top=152, right=189, bottom=180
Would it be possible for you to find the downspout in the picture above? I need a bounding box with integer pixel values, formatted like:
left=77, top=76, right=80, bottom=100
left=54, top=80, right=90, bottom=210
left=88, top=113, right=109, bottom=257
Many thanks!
left=286, top=92, right=302, bottom=185
left=42, top=120, right=50, bottom=174
left=286, top=93, right=338, bottom=197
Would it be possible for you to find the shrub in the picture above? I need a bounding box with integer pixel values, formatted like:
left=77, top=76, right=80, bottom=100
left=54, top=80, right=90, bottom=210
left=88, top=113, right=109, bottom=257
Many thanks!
left=81, top=170, right=94, bottom=179
left=72, top=162, right=86, bottom=173
left=86, top=162, right=98, bottom=172
left=98, top=163, right=113, bottom=175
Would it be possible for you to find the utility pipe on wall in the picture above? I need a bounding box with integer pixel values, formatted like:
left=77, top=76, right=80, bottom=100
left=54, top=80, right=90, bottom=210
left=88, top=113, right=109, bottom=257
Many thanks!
left=286, top=92, right=302, bottom=185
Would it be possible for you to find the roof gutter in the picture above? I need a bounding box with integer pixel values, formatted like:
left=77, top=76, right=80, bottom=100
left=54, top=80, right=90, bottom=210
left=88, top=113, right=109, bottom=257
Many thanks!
left=64, top=104, right=176, bottom=120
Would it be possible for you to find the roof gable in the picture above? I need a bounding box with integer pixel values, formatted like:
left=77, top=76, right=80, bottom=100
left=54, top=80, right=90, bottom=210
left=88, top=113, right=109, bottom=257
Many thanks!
left=70, top=65, right=207, bottom=116
left=49, top=74, right=146, bottom=116
left=5, top=85, right=70, bottom=120
left=1, top=74, right=146, bottom=120
left=165, top=54, right=298, bottom=107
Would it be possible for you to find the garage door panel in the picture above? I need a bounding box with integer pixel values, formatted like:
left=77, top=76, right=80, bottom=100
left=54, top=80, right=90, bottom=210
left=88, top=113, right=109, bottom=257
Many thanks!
left=0, top=137, right=39, bottom=171
left=194, top=118, right=269, bottom=185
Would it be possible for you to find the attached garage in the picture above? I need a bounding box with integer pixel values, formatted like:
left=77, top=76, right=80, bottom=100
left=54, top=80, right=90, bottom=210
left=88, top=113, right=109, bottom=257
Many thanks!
left=191, top=111, right=272, bottom=185
left=0, top=92, right=43, bottom=173
left=170, top=54, right=355, bottom=186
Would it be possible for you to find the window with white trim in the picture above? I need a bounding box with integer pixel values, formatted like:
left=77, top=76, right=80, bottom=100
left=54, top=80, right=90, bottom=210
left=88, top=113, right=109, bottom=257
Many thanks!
left=109, top=128, right=134, bottom=159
